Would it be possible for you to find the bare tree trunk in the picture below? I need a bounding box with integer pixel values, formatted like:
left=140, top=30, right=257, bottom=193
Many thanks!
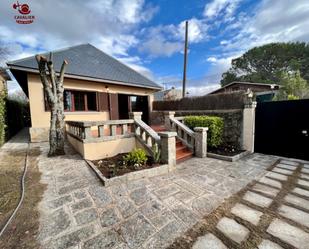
left=36, top=54, right=67, bottom=157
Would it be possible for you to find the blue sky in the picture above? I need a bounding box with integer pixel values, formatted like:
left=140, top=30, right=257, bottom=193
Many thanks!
left=1, top=0, right=309, bottom=95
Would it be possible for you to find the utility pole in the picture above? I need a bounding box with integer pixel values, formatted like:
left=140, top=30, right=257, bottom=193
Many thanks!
left=182, top=20, right=188, bottom=98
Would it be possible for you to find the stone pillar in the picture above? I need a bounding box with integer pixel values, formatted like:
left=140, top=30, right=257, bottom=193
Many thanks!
left=129, top=112, right=142, bottom=120
left=242, top=101, right=257, bottom=152
left=194, top=127, right=208, bottom=158
left=158, top=131, right=177, bottom=167
left=164, top=111, right=175, bottom=130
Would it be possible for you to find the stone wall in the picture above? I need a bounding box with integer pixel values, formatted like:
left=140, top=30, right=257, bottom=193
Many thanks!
left=150, top=109, right=243, bottom=149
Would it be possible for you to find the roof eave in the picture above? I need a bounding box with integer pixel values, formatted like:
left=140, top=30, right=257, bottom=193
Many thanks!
left=7, top=65, right=163, bottom=91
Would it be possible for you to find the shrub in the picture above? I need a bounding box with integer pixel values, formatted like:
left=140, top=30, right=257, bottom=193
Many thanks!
left=123, top=148, right=148, bottom=168
left=0, top=90, right=6, bottom=147
left=184, top=115, right=224, bottom=148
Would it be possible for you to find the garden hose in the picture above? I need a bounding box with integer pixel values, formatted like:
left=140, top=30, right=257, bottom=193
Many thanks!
left=0, top=143, right=29, bottom=238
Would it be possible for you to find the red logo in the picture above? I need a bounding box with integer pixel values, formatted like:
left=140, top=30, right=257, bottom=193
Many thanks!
left=13, top=1, right=35, bottom=24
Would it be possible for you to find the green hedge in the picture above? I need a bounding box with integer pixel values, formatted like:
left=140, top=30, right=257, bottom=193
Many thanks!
left=184, top=115, right=224, bottom=148
left=0, top=90, right=6, bottom=146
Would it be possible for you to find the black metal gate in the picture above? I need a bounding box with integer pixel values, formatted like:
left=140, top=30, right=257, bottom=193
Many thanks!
left=255, top=99, right=309, bottom=160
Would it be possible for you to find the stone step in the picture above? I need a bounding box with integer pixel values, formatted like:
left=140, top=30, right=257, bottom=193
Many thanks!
left=176, top=150, right=193, bottom=164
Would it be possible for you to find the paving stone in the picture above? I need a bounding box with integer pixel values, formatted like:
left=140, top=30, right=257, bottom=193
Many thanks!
left=71, top=198, right=93, bottom=213
left=171, top=204, right=199, bottom=227
left=47, top=195, right=73, bottom=209
left=174, top=179, right=204, bottom=195
left=302, top=168, right=309, bottom=174
left=272, top=167, right=293, bottom=175
left=116, top=198, right=137, bottom=218
left=108, top=184, right=128, bottom=199
left=74, top=208, right=98, bottom=225
left=193, top=233, right=227, bottom=249
left=231, top=203, right=263, bottom=225
left=174, top=190, right=197, bottom=203
left=258, top=239, right=283, bottom=249
left=150, top=210, right=177, bottom=229
left=280, top=160, right=298, bottom=166
left=285, top=194, right=309, bottom=210
left=292, top=187, right=309, bottom=197
left=258, top=177, right=282, bottom=188
left=127, top=178, right=150, bottom=191
left=144, top=220, right=187, bottom=249
left=243, top=191, right=273, bottom=208
left=216, top=217, right=249, bottom=244
left=88, top=186, right=112, bottom=207
left=276, top=163, right=297, bottom=171
left=154, top=184, right=181, bottom=199
left=251, top=183, right=279, bottom=197
left=192, top=195, right=221, bottom=215
left=100, top=208, right=121, bottom=227
left=278, top=205, right=309, bottom=228
left=265, top=171, right=287, bottom=181
left=74, top=190, right=87, bottom=199
left=82, top=229, right=123, bottom=249
left=301, top=174, right=309, bottom=180
left=130, top=187, right=152, bottom=206
left=298, top=179, right=309, bottom=187
left=267, top=219, right=309, bottom=249
left=39, top=208, right=71, bottom=240
left=120, top=213, right=155, bottom=248
left=48, top=225, right=95, bottom=249
left=58, top=180, right=88, bottom=195
left=139, top=200, right=165, bottom=219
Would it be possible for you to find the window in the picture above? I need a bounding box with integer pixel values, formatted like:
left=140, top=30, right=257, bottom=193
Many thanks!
left=64, top=90, right=97, bottom=112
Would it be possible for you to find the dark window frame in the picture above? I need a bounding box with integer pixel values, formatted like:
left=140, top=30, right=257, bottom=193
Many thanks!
left=64, top=89, right=98, bottom=112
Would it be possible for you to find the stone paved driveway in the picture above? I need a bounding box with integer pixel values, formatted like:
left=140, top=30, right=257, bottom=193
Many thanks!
left=190, top=159, right=309, bottom=249
left=36, top=142, right=277, bottom=249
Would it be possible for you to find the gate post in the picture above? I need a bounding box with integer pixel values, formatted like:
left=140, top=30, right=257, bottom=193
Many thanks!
left=242, top=91, right=256, bottom=152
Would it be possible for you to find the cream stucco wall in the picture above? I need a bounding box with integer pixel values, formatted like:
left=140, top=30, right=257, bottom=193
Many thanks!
left=67, top=135, right=136, bottom=160
left=27, top=73, right=156, bottom=129
left=0, top=74, right=6, bottom=92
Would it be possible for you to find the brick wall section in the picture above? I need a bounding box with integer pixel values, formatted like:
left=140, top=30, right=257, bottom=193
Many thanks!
left=150, top=109, right=243, bottom=149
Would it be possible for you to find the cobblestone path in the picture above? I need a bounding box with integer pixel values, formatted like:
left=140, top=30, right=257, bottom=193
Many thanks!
left=177, top=159, right=309, bottom=249
left=36, top=142, right=277, bottom=249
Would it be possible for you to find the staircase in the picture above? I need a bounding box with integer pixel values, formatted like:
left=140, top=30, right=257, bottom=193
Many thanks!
left=151, top=125, right=193, bottom=163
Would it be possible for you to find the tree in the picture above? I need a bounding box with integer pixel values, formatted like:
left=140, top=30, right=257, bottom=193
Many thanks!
left=274, top=71, right=309, bottom=100
left=221, top=42, right=309, bottom=86
left=36, top=54, right=68, bottom=156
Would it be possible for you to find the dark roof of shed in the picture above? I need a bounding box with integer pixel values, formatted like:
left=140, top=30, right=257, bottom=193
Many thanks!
left=7, top=43, right=161, bottom=90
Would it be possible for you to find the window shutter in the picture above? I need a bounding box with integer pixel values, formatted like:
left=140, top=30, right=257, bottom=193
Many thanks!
left=109, top=93, right=119, bottom=120
left=43, top=89, right=51, bottom=111
left=98, top=92, right=108, bottom=111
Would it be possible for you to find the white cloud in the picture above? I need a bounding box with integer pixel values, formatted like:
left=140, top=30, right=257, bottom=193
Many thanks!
left=204, top=0, right=241, bottom=21
left=221, top=0, right=309, bottom=52
left=0, top=0, right=158, bottom=90
left=139, top=18, right=208, bottom=57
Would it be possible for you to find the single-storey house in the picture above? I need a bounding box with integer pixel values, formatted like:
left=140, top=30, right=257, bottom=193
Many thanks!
left=208, top=81, right=280, bottom=102
left=154, top=87, right=182, bottom=101
left=7, top=44, right=162, bottom=142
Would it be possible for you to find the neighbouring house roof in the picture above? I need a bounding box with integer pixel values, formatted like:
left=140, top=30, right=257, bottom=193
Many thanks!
left=7, top=43, right=162, bottom=90
left=208, top=81, right=280, bottom=95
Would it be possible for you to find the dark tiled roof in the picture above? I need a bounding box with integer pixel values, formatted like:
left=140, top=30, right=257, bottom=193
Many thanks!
left=7, top=43, right=161, bottom=89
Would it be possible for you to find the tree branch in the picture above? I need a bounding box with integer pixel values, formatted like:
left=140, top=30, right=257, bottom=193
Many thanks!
left=47, top=53, right=57, bottom=98
left=59, top=60, right=68, bottom=86
left=35, top=55, right=55, bottom=105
